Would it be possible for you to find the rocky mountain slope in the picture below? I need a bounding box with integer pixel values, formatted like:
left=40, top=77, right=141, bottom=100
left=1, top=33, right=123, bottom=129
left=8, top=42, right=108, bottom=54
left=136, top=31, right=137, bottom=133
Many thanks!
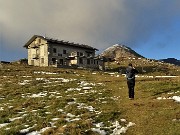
left=100, top=44, right=180, bottom=66
left=100, top=44, right=180, bottom=75
left=100, top=44, right=144, bottom=61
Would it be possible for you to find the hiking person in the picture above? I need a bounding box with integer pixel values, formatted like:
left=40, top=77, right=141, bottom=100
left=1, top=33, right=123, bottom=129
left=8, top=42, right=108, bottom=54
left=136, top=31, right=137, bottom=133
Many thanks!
left=126, top=63, right=139, bottom=99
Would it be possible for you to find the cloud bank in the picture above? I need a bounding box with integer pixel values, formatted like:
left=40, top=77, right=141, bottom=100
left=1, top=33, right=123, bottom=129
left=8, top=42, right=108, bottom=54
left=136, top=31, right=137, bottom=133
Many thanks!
left=0, top=0, right=180, bottom=60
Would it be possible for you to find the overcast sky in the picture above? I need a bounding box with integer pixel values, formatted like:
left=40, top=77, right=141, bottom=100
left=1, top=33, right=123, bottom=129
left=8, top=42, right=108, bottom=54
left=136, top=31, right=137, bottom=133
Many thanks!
left=0, top=0, right=180, bottom=61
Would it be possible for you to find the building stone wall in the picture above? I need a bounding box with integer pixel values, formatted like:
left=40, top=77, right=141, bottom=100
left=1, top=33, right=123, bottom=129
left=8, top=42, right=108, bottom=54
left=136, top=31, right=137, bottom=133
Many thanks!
left=27, top=37, right=48, bottom=67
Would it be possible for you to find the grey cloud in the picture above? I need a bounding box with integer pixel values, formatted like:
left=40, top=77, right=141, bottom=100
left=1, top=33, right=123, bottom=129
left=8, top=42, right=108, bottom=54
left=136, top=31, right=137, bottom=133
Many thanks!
left=0, top=0, right=180, bottom=61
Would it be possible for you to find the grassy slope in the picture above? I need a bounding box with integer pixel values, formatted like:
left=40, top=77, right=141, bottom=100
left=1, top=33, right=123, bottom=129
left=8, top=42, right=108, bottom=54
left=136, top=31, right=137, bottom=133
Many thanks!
left=0, top=64, right=179, bottom=135
left=105, top=59, right=180, bottom=76
left=111, top=77, right=180, bottom=135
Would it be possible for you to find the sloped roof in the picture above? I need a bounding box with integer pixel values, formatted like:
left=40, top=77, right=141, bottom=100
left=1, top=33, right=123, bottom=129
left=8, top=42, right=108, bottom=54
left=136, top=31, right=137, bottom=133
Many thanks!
left=24, top=35, right=98, bottom=51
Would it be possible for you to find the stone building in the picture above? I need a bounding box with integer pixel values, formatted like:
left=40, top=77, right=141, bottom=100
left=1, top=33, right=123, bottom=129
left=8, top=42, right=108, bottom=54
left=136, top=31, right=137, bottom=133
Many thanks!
left=24, top=35, right=104, bottom=69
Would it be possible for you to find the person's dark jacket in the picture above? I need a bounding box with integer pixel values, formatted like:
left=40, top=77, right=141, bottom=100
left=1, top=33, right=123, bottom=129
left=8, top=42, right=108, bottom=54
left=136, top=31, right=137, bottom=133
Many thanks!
left=126, top=66, right=139, bottom=80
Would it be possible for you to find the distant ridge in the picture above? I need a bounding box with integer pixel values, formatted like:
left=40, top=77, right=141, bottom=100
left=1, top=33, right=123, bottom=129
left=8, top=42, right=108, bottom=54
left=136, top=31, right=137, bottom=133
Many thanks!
left=100, top=44, right=144, bottom=61
left=160, top=58, right=180, bottom=66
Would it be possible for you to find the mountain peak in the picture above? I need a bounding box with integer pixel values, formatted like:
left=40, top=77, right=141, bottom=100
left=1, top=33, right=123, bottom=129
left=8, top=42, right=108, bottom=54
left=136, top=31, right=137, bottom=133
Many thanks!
left=101, top=44, right=144, bottom=61
left=112, top=44, right=129, bottom=50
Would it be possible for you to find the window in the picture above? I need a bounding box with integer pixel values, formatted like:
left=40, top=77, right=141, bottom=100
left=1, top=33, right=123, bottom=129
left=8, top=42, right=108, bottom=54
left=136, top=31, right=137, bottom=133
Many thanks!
left=41, top=58, right=44, bottom=64
left=80, top=52, right=83, bottom=56
left=97, top=61, right=99, bottom=65
left=36, top=49, right=40, bottom=55
left=87, top=59, right=90, bottom=65
left=91, top=60, right=93, bottom=64
left=59, top=59, right=63, bottom=65
left=53, top=48, right=57, bottom=53
left=52, top=58, right=56, bottom=64
left=77, top=52, right=79, bottom=56
left=79, top=58, right=83, bottom=64
left=87, top=52, right=93, bottom=57
left=39, top=39, right=41, bottom=44
left=63, top=50, right=66, bottom=54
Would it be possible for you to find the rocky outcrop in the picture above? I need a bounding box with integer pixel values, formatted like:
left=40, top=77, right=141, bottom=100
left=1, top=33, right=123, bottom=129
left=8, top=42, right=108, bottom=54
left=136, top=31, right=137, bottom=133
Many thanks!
left=100, top=44, right=144, bottom=61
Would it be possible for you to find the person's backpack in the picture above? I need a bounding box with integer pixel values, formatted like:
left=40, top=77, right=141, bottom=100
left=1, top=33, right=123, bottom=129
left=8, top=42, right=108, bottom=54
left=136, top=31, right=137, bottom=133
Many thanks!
left=126, top=67, right=135, bottom=80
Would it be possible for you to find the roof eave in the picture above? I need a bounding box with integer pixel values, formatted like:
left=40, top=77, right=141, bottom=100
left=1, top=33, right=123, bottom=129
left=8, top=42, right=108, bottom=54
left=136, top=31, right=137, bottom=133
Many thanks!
left=47, top=40, right=98, bottom=51
left=23, top=35, right=45, bottom=48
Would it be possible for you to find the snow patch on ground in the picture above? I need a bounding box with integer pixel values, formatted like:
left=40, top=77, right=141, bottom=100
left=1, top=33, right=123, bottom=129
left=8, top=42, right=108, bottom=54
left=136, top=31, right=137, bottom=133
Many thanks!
left=91, top=120, right=136, bottom=135
left=0, top=123, right=9, bottom=128
left=128, top=75, right=179, bottom=78
left=34, top=71, right=58, bottom=75
left=172, top=96, right=180, bottom=102
left=9, top=114, right=27, bottom=122
left=20, top=126, right=33, bottom=134
left=167, top=91, right=179, bottom=95
left=19, top=80, right=31, bottom=85
left=24, top=92, right=48, bottom=98
left=157, top=96, right=180, bottom=102
left=26, top=127, right=51, bottom=135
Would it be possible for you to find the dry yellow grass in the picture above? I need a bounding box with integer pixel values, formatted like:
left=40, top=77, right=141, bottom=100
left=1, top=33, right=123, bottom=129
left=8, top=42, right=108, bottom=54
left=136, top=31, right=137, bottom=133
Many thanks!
left=0, top=63, right=179, bottom=135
